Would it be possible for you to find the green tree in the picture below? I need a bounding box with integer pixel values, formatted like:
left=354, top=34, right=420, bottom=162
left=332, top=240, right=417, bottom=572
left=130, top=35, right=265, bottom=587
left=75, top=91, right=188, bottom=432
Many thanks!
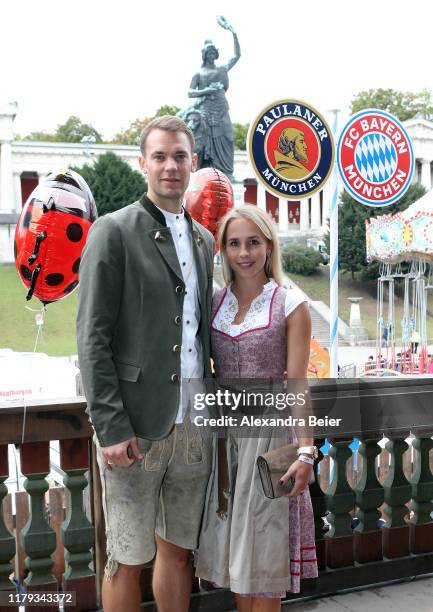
left=25, top=115, right=103, bottom=143
left=351, top=88, right=433, bottom=121
left=73, top=152, right=147, bottom=216
left=111, top=117, right=150, bottom=146
left=56, top=115, right=102, bottom=143
left=24, top=130, right=57, bottom=142
left=109, top=106, right=181, bottom=146
left=153, top=105, right=181, bottom=118
left=233, top=122, right=249, bottom=150
left=281, top=245, right=322, bottom=275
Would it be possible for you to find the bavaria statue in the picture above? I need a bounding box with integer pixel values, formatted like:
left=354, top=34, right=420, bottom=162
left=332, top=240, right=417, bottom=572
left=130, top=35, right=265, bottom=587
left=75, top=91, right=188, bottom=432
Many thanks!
left=179, top=16, right=241, bottom=180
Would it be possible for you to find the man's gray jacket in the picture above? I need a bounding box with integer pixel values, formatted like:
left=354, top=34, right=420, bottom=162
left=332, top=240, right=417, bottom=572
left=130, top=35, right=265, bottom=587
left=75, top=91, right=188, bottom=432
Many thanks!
left=77, top=194, right=214, bottom=447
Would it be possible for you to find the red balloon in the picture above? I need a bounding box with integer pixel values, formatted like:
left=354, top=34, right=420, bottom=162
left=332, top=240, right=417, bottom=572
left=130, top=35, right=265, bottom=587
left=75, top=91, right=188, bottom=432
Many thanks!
left=185, top=168, right=234, bottom=251
left=14, top=169, right=96, bottom=304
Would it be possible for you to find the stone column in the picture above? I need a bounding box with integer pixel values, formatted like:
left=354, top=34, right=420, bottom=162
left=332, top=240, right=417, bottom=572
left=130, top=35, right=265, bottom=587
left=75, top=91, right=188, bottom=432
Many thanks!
left=420, top=159, right=431, bottom=191
left=311, top=193, right=321, bottom=230
left=13, top=172, right=22, bottom=212
left=278, top=198, right=289, bottom=233
left=257, top=182, right=267, bottom=211
left=0, top=140, right=14, bottom=213
left=232, top=181, right=246, bottom=208
left=322, top=185, right=330, bottom=227
left=299, top=197, right=309, bottom=231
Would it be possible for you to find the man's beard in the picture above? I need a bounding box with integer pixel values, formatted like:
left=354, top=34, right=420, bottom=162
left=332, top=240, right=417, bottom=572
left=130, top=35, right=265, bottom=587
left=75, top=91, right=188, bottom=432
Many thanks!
left=294, top=148, right=308, bottom=163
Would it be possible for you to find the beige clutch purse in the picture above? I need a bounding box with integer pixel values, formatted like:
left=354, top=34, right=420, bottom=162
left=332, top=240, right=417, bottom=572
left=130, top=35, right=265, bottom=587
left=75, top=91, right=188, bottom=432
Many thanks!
left=257, top=443, right=314, bottom=499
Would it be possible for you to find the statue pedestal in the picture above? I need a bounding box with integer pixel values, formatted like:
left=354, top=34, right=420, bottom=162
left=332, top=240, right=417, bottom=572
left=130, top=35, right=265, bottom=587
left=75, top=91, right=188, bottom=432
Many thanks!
left=345, top=297, right=369, bottom=346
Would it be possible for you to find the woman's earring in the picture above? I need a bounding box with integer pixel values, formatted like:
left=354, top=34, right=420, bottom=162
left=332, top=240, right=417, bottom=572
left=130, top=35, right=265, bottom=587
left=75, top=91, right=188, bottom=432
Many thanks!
left=265, top=252, right=272, bottom=276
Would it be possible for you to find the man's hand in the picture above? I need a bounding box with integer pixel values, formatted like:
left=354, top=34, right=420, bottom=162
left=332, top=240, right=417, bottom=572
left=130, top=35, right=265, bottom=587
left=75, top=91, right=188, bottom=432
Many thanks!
left=280, top=459, right=313, bottom=497
left=102, top=436, right=144, bottom=470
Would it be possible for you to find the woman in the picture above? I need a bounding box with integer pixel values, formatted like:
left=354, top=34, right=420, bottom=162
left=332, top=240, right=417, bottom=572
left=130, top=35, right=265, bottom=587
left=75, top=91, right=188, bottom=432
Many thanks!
left=196, top=205, right=318, bottom=611
left=188, top=16, right=240, bottom=178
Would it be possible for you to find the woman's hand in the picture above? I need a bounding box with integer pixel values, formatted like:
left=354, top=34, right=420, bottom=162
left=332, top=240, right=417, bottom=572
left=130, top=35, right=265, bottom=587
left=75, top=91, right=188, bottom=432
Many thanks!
left=280, top=459, right=313, bottom=497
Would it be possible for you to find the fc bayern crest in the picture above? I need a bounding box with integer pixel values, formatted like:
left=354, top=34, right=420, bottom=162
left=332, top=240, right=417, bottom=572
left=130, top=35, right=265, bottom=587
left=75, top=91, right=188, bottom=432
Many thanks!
left=337, top=109, right=414, bottom=207
left=248, top=100, right=335, bottom=200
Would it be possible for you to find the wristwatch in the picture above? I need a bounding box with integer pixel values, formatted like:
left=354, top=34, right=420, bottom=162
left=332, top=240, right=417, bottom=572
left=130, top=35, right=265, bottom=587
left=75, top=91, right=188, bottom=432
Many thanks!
left=298, top=455, right=314, bottom=466
left=297, top=446, right=318, bottom=460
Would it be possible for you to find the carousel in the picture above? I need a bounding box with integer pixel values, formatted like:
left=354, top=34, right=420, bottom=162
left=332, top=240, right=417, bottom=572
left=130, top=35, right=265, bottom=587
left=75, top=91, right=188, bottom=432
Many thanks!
left=365, top=189, right=433, bottom=375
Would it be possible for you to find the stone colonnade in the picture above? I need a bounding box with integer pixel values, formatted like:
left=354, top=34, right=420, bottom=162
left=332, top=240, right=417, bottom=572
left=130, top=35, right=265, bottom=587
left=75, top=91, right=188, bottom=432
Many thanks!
left=255, top=180, right=326, bottom=233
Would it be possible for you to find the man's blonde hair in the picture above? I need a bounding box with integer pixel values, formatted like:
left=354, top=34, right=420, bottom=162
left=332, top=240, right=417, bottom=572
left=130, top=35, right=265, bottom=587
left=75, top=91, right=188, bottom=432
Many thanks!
left=218, top=205, right=283, bottom=286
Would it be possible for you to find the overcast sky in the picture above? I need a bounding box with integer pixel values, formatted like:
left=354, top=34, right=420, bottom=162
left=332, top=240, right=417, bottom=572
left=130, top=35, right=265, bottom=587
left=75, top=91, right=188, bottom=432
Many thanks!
left=3, top=0, right=432, bottom=139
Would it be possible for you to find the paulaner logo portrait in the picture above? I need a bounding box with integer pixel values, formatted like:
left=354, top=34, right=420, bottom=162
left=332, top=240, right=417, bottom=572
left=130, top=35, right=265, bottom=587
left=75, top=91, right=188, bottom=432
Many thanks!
left=275, top=127, right=309, bottom=179
left=248, top=99, right=335, bottom=199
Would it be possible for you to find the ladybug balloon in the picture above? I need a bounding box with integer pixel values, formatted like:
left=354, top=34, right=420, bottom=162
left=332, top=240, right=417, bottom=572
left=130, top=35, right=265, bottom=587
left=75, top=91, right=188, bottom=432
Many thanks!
left=185, top=167, right=233, bottom=252
left=14, top=169, right=97, bottom=304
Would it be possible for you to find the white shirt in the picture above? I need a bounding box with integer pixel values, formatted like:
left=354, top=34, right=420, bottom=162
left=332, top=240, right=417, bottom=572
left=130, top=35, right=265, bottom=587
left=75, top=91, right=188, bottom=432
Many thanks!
left=212, top=279, right=307, bottom=337
left=156, top=205, right=203, bottom=423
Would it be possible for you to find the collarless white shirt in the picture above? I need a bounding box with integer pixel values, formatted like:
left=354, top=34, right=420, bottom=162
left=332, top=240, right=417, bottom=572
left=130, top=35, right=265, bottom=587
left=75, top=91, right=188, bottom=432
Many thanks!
left=156, top=205, right=203, bottom=423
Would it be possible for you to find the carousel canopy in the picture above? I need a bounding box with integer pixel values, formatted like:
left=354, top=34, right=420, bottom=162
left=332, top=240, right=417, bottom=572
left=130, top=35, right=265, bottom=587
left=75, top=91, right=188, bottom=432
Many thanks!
left=366, top=189, right=433, bottom=263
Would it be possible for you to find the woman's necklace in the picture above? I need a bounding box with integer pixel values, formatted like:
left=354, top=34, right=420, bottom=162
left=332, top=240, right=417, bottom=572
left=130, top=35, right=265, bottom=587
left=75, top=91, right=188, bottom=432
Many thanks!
left=231, top=278, right=270, bottom=325
left=232, top=279, right=268, bottom=313
left=236, top=301, right=252, bottom=314
left=232, top=287, right=262, bottom=321
left=232, top=299, right=252, bottom=325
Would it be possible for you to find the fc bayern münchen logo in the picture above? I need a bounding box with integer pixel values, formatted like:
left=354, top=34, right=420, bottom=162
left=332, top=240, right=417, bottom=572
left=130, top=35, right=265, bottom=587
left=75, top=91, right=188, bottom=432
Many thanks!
left=248, top=100, right=335, bottom=200
left=337, top=109, right=414, bottom=207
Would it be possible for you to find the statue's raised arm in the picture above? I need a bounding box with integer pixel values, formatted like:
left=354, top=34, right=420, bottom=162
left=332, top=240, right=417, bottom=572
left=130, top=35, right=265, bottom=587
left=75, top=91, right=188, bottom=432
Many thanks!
left=216, top=15, right=241, bottom=71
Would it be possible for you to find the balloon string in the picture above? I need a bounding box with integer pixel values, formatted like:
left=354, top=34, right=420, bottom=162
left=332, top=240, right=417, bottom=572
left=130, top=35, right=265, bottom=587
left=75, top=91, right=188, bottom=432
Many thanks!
left=33, top=324, right=43, bottom=353
left=21, top=304, right=48, bottom=443
left=25, top=304, right=47, bottom=313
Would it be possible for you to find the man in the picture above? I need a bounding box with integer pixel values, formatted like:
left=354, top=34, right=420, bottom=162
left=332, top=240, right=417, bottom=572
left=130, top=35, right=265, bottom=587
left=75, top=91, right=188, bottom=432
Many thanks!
left=77, top=116, right=214, bottom=612
left=274, top=127, right=309, bottom=179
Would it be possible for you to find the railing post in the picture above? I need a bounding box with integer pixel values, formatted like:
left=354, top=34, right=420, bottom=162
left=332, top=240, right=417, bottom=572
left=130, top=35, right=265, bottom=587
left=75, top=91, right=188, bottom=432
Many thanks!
left=0, top=444, right=16, bottom=599
left=325, top=439, right=355, bottom=568
left=310, top=438, right=327, bottom=570
left=382, top=433, right=411, bottom=558
left=353, top=436, right=384, bottom=563
left=20, top=442, right=58, bottom=611
left=60, top=438, right=97, bottom=611
left=409, top=435, right=433, bottom=554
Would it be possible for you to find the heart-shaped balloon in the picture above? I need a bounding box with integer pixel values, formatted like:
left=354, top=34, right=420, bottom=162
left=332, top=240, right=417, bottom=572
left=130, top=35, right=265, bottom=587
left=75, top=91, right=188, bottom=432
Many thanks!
left=185, top=167, right=234, bottom=252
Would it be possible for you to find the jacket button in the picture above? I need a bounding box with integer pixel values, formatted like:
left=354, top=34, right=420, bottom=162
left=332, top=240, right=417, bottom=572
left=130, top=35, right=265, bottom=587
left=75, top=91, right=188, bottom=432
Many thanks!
left=173, top=344, right=181, bottom=352
left=175, top=285, right=184, bottom=294
left=171, top=373, right=179, bottom=383
left=174, top=315, right=182, bottom=325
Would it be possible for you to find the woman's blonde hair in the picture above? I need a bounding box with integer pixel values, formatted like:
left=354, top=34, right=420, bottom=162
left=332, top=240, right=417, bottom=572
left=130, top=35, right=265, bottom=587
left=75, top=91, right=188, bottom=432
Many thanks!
left=218, top=205, right=283, bottom=286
